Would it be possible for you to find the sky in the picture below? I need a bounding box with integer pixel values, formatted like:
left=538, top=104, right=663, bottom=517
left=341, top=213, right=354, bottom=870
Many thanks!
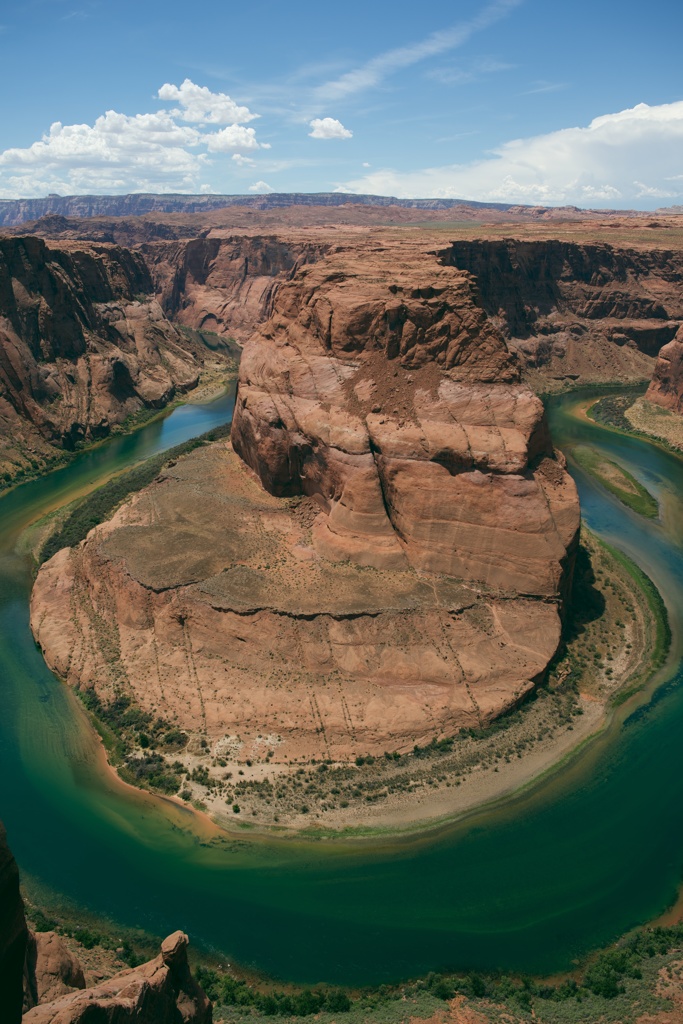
left=0, top=0, right=681, bottom=208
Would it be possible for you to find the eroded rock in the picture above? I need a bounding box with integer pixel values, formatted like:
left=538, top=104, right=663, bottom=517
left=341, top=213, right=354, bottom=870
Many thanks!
left=646, top=326, right=683, bottom=414
left=22, top=931, right=211, bottom=1024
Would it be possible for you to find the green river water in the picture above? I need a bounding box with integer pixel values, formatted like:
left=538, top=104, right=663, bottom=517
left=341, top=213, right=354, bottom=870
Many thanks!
left=0, top=385, right=682, bottom=986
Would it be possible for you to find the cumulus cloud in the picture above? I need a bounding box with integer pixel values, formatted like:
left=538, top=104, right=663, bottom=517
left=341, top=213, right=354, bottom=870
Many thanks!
left=0, top=110, right=205, bottom=196
left=248, top=180, right=274, bottom=193
left=205, top=125, right=269, bottom=153
left=341, top=101, right=683, bottom=208
left=0, top=80, right=269, bottom=197
left=157, top=79, right=257, bottom=124
left=309, top=117, right=352, bottom=140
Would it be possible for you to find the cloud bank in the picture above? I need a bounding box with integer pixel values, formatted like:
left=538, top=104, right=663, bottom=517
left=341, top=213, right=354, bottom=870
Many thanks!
left=341, top=101, right=683, bottom=207
left=0, top=80, right=267, bottom=197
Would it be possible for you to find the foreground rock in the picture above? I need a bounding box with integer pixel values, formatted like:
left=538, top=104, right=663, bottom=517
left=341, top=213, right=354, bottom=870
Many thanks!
left=0, top=821, right=28, bottom=1024
left=23, top=931, right=211, bottom=1024
left=23, top=931, right=86, bottom=1010
left=646, top=325, right=683, bottom=414
left=0, top=236, right=221, bottom=482
left=32, top=241, right=579, bottom=763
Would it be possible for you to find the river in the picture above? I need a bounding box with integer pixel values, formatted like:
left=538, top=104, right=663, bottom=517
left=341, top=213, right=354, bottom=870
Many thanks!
left=0, top=386, right=682, bottom=986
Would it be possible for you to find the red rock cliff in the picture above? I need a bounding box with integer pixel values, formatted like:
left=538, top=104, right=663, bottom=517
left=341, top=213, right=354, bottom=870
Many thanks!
left=232, top=241, right=579, bottom=599
left=444, top=239, right=683, bottom=382
left=0, top=236, right=210, bottom=480
left=646, top=325, right=683, bottom=414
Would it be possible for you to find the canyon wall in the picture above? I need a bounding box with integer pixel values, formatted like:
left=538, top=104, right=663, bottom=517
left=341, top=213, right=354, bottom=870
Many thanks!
left=142, top=236, right=329, bottom=342
left=444, top=239, right=683, bottom=384
left=646, top=325, right=683, bottom=414
left=0, top=236, right=213, bottom=480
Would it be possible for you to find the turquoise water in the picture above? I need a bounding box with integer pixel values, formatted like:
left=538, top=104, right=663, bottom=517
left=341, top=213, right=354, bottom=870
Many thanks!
left=0, top=386, right=682, bottom=986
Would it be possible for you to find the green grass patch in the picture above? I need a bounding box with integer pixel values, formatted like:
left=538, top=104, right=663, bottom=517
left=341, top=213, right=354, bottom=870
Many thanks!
left=600, top=542, right=672, bottom=707
left=572, top=444, right=658, bottom=518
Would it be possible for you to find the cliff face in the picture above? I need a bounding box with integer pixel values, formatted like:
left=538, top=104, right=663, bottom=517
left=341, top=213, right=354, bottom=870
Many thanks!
left=0, top=236, right=209, bottom=480
left=646, top=325, right=683, bottom=414
left=142, top=236, right=329, bottom=342
left=0, top=820, right=28, bottom=1024
left=444, top=240, right=683, bottom=383
left=232, top=242, right=578, bottom=597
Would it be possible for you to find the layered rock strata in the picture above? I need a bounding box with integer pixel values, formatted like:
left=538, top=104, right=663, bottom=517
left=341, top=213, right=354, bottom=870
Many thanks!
left=444, top=239, right=683, bottom=383
left=142, top=236, right=329, bottom=342
left=0, top=236, right=216, bottom=480
left=646, top=325, right=683, bottom=414
left=32, top=242, right=579, bottom=760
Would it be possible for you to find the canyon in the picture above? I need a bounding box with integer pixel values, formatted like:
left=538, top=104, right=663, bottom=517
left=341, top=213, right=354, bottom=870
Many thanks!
left=0, top=235, right=237, bottom=483
left=21, top=207, right=683, bottom=783
left=31, top=237, right=581, bottom=766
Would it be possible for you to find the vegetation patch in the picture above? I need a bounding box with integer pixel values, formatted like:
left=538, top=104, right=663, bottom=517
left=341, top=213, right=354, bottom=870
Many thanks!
left=572, top=444, right=658, bottom=518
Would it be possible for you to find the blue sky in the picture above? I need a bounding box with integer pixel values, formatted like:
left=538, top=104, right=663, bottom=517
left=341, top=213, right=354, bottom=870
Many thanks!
left=1, top=0, right=681, bottom=207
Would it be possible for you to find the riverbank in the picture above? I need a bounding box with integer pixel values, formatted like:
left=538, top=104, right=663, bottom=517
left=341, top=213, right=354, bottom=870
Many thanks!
left=0, top=361, right=238, bottom=498
left=587, top=390, right=683, bottom=455
left=174, top=529, right=669, bottom=837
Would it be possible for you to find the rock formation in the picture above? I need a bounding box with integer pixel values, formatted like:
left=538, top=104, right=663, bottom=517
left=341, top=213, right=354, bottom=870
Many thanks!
left=31, top=241, right=579, bottom=762
left=0, top=820, right=28, bottom=1024
left=444, top=239, right=683, bottom=384
left=646, top=325, right=683, bottom=414
left=142, top=236, right=329, bottom=343
left=23, top=931, right=211, bottom=1024
left=0, top=236, right=219, bottom=482
left=23, top=931, right=86, bottom=1010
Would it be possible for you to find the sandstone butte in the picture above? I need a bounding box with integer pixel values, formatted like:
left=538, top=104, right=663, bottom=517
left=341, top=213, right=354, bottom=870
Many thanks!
left=31, top=240, right=581, bottom=762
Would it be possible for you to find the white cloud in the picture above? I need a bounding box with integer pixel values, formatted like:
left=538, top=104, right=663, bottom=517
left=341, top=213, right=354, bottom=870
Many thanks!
left=157, top=79, right=257, bottom=125
left=316, top=0, right=522, bottom=102
left=309, top=117, right=353, bottom=140
left=0, top=110, right=205, bottom=196
left=232, top=153, right=255, bottom=167
left=341, top=101, right=683, bottom=208
left=0, top=82, right=269, bottom=197
left=205, top=125, right=268, bottom=152
left=248, top=180, right=274, bottom=193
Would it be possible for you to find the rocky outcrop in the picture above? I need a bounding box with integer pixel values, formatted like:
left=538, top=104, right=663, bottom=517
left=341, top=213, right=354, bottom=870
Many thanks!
left=142, top=236, right=329, bottom=342
left=0, top=820, right=28, bottom=1024
left=23, top=931, right=86, bottom=1009
left=0, top=236, right=214, bottom=481
left=23, top=931, right=211, bottom=1024
left=646, top=326, right=683, bottom=414
left=31, top=240, right=579, bottom=764
left=444, top=239, right=683, bottom=383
